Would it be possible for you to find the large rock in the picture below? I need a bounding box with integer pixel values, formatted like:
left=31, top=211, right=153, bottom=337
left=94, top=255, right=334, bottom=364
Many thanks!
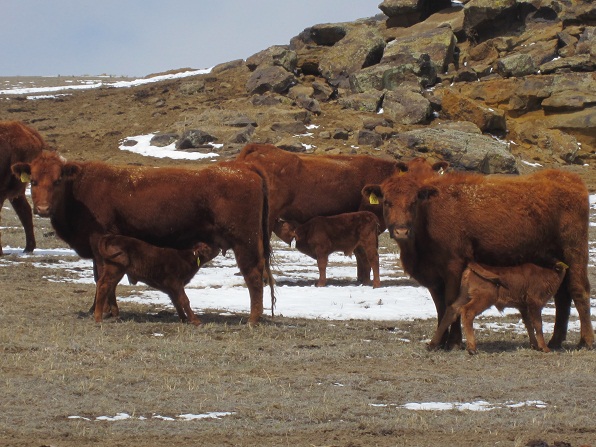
left=246, top=66, right=297, bottom=95
left=317, top=24, right=386, bottom=87
left=246, top=46, right=297, bottom=73
left=339, top=91, right=384, bottom=113
left=463, top=0, right=517, bottom=34
left=441, top=90, right=507, bottom=132
left=381, top=26, right=457, bottom=74
left=382, top=87, right=432, bottom=125
left=349, top=53, right=437, bottom=92
left=392, top=128, right=518, bottom=173
left=496, top=53, right=536, bottom=77
left=378, top=0, right=453, bottom=26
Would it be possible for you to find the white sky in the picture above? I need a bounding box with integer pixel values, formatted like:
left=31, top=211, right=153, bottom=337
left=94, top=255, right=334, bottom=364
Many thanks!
left=0, top=1, right=380, bottom=77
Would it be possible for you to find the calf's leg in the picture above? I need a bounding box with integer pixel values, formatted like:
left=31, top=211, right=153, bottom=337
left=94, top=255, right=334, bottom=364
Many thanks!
left=528, top=303, right=550, bottom=353
left=315, top=253, right=329, bottom=287
left=518, top=305, right=540, bottom=350
left=168, top=289, right=201, bottom=326
left=94, top=265, right=124, bottom=323
left=354, top=247, right=371, bottom=285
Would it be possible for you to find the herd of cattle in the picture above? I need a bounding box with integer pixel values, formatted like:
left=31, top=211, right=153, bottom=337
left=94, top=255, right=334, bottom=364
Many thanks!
left=1, top=120, right=593, bottom=353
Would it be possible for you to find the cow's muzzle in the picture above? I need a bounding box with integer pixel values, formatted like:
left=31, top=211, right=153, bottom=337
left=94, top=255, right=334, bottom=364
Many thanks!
left=390, top=225, right=410, bottom=240
left=34, top=205, right=51, bottom=217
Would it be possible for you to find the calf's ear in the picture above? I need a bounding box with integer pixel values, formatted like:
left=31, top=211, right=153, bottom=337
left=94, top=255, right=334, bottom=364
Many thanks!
left=11, top=162, right=32, bottom=182
left=432, top=161, right=449, bottom=174
left=417, top=186, right=439, bottom=201
left=62, top=162, right=82, bottom=179
left=362, top=185, right=383, bottom=205
left=396, top=162, right=409, bottom=173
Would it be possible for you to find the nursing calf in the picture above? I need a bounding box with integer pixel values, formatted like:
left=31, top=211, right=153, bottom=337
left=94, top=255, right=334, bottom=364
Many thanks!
left=97, top=235, right=219, bottom=325
left=429, top=262, right=568, bottom=354
left=275, top=211, right=381, bottom=287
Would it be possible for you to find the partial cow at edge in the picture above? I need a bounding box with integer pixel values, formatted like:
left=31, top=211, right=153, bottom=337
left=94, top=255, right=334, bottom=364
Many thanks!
left=363, top=166, right=592, bottom=350
left=97, top=234, right=219, bottom=325
left=274, top=211, right=381, bottom=288
left=429, top=261, right=568, bottom=355
left=0, top=121, right=49, bottom=255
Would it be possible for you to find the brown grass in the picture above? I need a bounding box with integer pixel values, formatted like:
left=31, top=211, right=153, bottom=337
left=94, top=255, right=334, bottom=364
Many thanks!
left=1, top=205, right=595, bottom=447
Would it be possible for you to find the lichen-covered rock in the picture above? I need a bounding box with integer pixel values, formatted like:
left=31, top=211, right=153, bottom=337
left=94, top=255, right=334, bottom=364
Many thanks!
left=497, top=53, right=536, bottom=77
left=246, top=66, right=297, bottom=94
left=382, top=87, right=432, bottom=125
left=392, top=128, right=518, bottom=173
left=246, top=46, right=297, bottom=73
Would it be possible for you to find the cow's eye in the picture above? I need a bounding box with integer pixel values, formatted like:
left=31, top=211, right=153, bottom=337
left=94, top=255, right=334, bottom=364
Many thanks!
left=30, top=180, right=38, bottom=187
left=53, top=178, right=62, bottom=186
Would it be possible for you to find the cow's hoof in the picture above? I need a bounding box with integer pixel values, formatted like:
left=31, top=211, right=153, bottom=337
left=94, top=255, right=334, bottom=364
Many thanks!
left=467, top=348, right=478, bottom=355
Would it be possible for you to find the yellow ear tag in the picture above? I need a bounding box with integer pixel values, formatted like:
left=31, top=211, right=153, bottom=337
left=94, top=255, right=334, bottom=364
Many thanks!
left=20, top=172, right=31, bottom=183
left=197, top=258, right=201, bottom=267
left=369, top=193, right=379, bottom=205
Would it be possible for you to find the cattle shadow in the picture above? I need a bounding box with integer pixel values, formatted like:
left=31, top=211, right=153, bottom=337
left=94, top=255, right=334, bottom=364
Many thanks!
left=76, top=309, right=252, bottom=326
left=273, top=277, right=420, bottom=288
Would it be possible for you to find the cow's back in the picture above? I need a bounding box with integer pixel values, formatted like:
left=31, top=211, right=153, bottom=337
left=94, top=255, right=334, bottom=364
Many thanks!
left=237, top=143, right=397, bottom=223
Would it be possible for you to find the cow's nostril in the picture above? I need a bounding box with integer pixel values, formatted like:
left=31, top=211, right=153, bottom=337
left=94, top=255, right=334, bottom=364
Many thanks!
left=392, top=227, right=409, bottom=240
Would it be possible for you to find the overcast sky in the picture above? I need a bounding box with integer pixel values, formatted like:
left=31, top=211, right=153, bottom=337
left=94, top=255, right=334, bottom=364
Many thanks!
left=1, top=1, right=381, bottom=77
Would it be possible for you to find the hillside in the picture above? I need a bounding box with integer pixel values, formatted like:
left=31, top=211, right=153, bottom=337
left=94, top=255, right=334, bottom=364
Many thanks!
left=0, top=0, right=594, bottom=186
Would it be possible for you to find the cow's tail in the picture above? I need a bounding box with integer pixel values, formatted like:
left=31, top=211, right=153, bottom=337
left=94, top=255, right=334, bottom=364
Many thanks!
left=253, top=165, right=276, bottom=316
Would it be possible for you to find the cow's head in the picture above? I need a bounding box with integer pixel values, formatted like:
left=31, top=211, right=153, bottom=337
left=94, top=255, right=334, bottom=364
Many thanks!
left=273, top=219, right=297, bottom=245
left=11, top=151, right=81, bottom=218
left=362, top=159, right=442, bottom=241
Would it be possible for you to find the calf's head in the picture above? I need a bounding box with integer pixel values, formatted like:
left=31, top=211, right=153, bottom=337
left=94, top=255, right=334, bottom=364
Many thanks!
left=273, top=219, right=298, bottom=245
left=362, top=177, right=438, bottom=242
left=11, top=151, right=80, bottom=218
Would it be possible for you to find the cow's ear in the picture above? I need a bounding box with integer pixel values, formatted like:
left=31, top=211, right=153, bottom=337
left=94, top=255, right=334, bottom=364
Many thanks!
left=11, top=162, right=32, bottom=183
left=396, top=162, right=408, bottom=173
left=362, top=184, right=383, bottom=205
left=417, top=186, right=439, bottom=201
left=432, top=161, right=449, bottom=174
left=62, top=162, right=81, bottom=179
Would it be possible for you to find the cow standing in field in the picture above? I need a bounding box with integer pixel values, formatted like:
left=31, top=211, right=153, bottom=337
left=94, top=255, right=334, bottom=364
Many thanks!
left=12, top=152, right=274, bottom=325
left=97, top=235, right=220, bottom=325
left=0, top=121, right=49, bottom=255
left=235, top=144, right=446, bottom=284
left=274, top=211, right=381, bottom=288
left=428, top=261, right=568, bottom=354
left=363, top=169, right=592, bottom=350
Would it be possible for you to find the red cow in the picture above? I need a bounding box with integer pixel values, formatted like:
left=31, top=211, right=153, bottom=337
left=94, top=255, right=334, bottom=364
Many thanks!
left=12, top=152, right=274, bottom=325
left=97, top=235, right=220, bottom=325
left=236, top=144, right=446, bottom=283
left=0, top=121, right=49, bottom=255
left=363, top=169, right=592, bottom=350
left=274, top=211, right=381, bottom=287
left=429, top=261, right=568, bottom=354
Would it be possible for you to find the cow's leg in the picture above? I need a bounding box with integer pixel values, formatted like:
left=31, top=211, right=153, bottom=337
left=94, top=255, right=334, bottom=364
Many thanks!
left=519, top=305, right=540, bottom=350
left=0, top=198, right=5, bottom=256
left=527, top=304, right=550, bottom=353
left=315, top=253, right=329, bottom=287
left=443, top=265, right=465, bottom=350
left=10, top=195, right=36, bottom=253
left=567, top=265, right=593, bottom=349
left=168, top=289, right=201, bottom=326
left=354, top=246, right=371, bottom=285
left=234, top=245, right=265, bottom=326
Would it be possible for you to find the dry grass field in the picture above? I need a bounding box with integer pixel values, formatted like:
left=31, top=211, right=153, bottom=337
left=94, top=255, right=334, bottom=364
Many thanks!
left=1, top=194, right=595, bottom=447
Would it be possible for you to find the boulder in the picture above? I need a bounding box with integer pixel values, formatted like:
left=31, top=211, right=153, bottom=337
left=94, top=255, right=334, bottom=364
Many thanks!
left=380, top=27, right=457, bottom=74
left=441, top=90, right=507, bottom=132
left=176, top=130, right=218, bottom=149
left=246, top=66, right=297, bottom=95
left=246, top=46, right=298, bottom=73
left=317, top=24, right=386, bottom=87
left=150, top=133, right=178, bottom=147
left=496, top=53, right=536, bottom=77
left=463, top=0, right=517, bottom=34
left=357, top=129, right=383, bottom=147
left=392, top=128, right=518, bottom=173
left=382, top=87, right=433, bottom=125
left=338, top=91, right=384, bottom=113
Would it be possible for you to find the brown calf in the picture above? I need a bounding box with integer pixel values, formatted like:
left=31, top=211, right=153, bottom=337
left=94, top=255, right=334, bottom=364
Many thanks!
left=429, top=262, right=568, bottom=354
left=274, top=211, right=381, bottom=288
left=0, top=121, right=48, bottom=254
left=97, top=235, right=219, bottom=325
